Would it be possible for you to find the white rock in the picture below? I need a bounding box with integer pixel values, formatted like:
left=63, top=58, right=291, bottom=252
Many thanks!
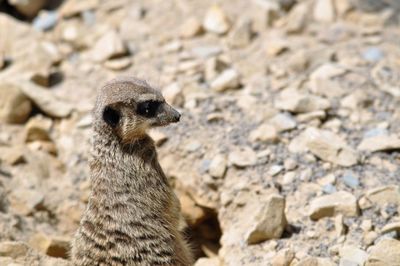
left=364, top=185, right=400, bottom=208
left=271, top=248, right=295, bottom=266
left=366, top=239, right=400, bottom=266
left=358, top=135, right=400, bottom=152
left=297, top=257, right=336, bottom=266
left=309, top=191, right=359, bottom=220
left=210, top=69, right=240, bottom=92
left=104, top=57, right=132, bottom=70
left=19, top=80, right=73, bottom=118
left=203, top=5, right=230, bottom=34
left=266, top=38, right=289, bottom=57
left=305, top=127, right=358, bottom=166
left=313, top=0, right=336, bottom=23
left=339, top=246, right=368, bottom=266
left=285, top=2, right=308, bottom=33
left=309, top=63, right=347, bottom=98
left=163, top=82, right=184, bottom=106
left=275, top=88, right=330, bottom=113
left=229, top=147, right=257, bottom=168
left=245, top=194, right=287, bottom=244
left=249, top=124, right=278, bottom=143
left=194, top=257, right=220, bottom=266
left=228, top=19, right=252, bottom=48
left=269, top=113, right=297, bottom=132
left=209, top=154, right=227, bottom=179
left=90, top=30, right=127, bottom=62
left=380, top=221, right=400, bottom=235
left=180, top=17, right=203, bottom=38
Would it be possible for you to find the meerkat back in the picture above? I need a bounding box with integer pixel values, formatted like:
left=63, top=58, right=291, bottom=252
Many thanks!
left=71, top=77, right=193, bottom=266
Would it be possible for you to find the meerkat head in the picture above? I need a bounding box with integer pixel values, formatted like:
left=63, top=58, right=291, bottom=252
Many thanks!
left=93, top=77, right=181, bottom=143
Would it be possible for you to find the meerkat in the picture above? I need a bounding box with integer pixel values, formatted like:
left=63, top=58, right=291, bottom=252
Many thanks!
left=71, top=77, right=193, bottom=266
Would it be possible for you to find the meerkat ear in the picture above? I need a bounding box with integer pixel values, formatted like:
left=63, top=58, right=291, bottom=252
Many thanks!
left=103, top=106, right=120, bottom=128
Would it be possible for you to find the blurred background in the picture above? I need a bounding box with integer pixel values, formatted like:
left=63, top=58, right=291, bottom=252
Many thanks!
left=1, top=0, right=400, bottom=265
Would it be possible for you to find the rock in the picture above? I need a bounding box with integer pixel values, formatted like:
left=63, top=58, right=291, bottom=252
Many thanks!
left=366, top=239, right=400, bottom=266
left=208, top=154, right=227, bottom=179
left=89, top=30, right=127, bottom=62
left=380, top=221, right=400, bottom=235
left=162, top=40, right=182, bottom=54
left=285, top=2, right=308, bottom=33
left=0, top=241, right=29, bottom=258
left=194, top=257, right=220, bottom=266
left=362, top=47, right=384, bottom=63
left=335, top=0, right=352, bottom=15
left=275, top=88, right=330, bottom=113
left=266, top=39, right=289, bottom=57
left=297, top=257, right=336, bottom=266
left=103, top=57, right=132, bottom=70
left=245, top=195, right=287, bottom=244
left=309, top=191, right=359, bottom=220
left=9, top=188, right=45, bottom=216
left=269, top=113, right=297, bottom=132
left=0, top=82, right=32, bottom=124
left=59, top=0, right=99, bottom=17
left=29, top=233, right=70, bottom=258
left=287, top=50, right=310, bottom=72
left=205, top=57, right=229, bottom=81
left=358, top=135, right=400, bottom=152
left=305, top=128, right=358, bottom=166
left=178, top=192, right=207, bottom=227
left=210, top=69, right=240, bottom=92
left=180, top=17, right=203, bottom=38
left=24, top=115, right=52, bottom=142
left=335, top=214, right=347, bottom=236
left=0, top=146, right=26, bottom=165
left=21, top=41, right=61, bottom=87
left=252, top=1, right=280, bottom=30
left=9, top=0, right=47, bottom=18
left=309, top=63, right=347, bottom=98
left=314, top=0, right=336, bottom=23
left=271, top=248, right=295, bottom=266
left=249, top=124, right=278, bottom=143
left=184, top=140, right=201, bottom=153
left=191, top=45, right=222, bottom=58
left=162, top=82, right=184, bottom=106
left=342, top=172, right=360, bottom=189
left=228, top=147, right=257, bottom=168
left=269, top=165, right=283, bottom=176
left=18, top=80, right=73, bottom=118
left=203, top=4, right=230, bottom=34
left=32, top=11, right=59, bottom=31
left=364, top=186, right=400, bottom=208
left=228, top=19, right=252, bottom=48
left=339, top=246, right=368, bottom=266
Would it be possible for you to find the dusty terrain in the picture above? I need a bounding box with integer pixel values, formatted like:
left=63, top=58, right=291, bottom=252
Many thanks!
left=0, top=0, right=400, bottom=265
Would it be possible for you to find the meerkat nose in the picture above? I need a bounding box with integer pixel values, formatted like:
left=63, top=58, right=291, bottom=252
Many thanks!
left=174, top=112, right=181, bottom=122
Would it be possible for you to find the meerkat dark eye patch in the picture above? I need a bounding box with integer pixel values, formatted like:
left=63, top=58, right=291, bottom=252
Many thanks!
left=137, top=101, right=161, bottom=118
left=103, top=106, right=120, bottom=128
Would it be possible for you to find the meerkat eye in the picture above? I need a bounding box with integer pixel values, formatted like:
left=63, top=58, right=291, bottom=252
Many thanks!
left=137, top=101, right=161, bottom=117
left=103, top=106, right=120, bottom=128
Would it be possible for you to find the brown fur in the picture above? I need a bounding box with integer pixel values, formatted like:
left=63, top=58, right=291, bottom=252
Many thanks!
left=71, top=77, right=193, bottom=266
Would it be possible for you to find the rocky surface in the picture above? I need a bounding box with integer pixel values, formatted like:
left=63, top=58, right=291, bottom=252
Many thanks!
left=0, top=0, right=400, bottom=265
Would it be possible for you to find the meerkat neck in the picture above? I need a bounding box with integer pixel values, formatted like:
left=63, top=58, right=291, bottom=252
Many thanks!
left=89, top=131, right=171, bottom=207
